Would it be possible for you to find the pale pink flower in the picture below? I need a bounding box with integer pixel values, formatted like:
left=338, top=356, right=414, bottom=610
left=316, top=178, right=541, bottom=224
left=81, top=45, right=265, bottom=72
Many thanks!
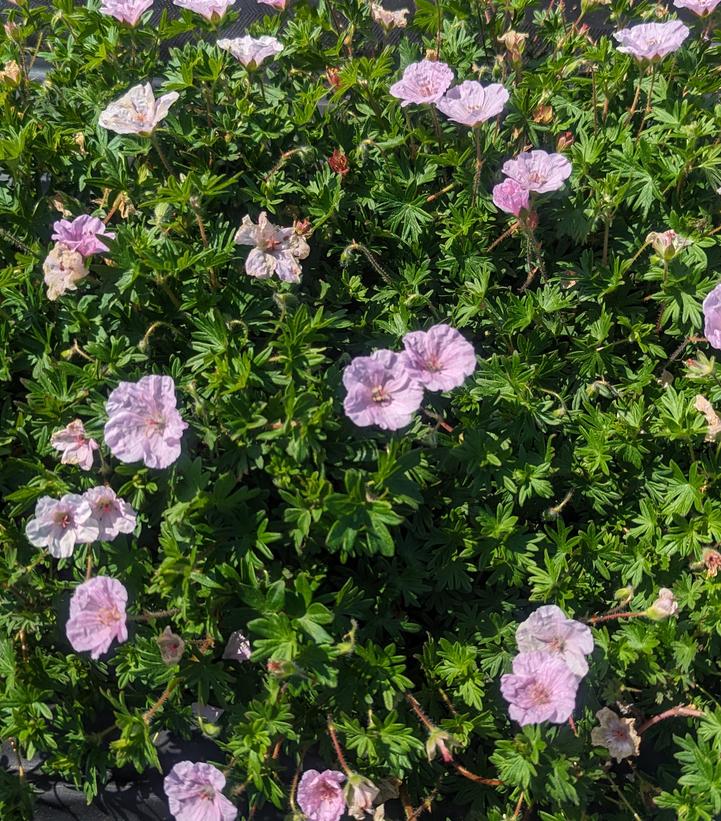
left=613, top=21, right=690, bottom=61
left=399, top=324, right=476, bottom=392
left=51, top=215, right=115, bottom=257
left=83, top=487, right=137, bottom=541
left=25, top=494, right=99, bottom=558
left=223, top=630, right=251, bottom=662
left=647, top=587, right=678, bottom=620
left=703, top=282, right=721, bottom=349
left=371, top=2, right=409, bottom=30
left=343, top=349, right=424, bottom=430
left=591, top=707, right=641, bottom=761
left=217, top=35, right=283, bottom=68
left=674, top=0, right=721, bottom=13
left=345, top=774, right=380, bottom=820
left=104, top=375, right=188, bottom=469
left=515, top=605, right=594, bottom=677
left=492, top=178, right=530, bottom=216
left=66, top=576, right=128, bottom=659
left=51, top=420, right=99, bottom=471
left=98, top=83, right=179, bottom=136
left=436, top=81, right=509, bottom=127
left=233, top=212, right=310, bottom=282
left=164, top=761, right=237, bottom=821
left=173, top=0, right=235, bottom=19
left=389, top=59, right=454, bottom=107
left=501, top=150, right=572, bottom=194
left=500, top=651, right=579, bottom=725
left=98, top=0, right=154, bottom=25
left=297, top=769, right=346, bottom=821
left=646, top=229, right=691, bottom=261
left=43, top=243, right=89, bottom=301
left=258, top=0, right=285, bottom=8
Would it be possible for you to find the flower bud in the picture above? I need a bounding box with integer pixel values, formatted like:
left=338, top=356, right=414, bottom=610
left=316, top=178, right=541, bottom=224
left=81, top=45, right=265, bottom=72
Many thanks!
left=646, top=588, right=678, bottom=621
left=685, top=353, right=716, bottom=379
left=425, top=728, right=455, bottom=763
left=614, top=585, right=634, bottom=602
left=498, top=30, right=528, bottom=63
left=345, top=773, right=380, bottom=820
left=556, top=131, right=575, bottom=152
left=646, top=230, right=691, bottom=262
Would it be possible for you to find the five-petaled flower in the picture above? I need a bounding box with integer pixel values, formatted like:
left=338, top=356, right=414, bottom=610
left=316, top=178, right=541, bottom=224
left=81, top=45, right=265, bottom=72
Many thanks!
left=613, top=21, right=690, bottom=61
left=436, top=81, right=509, bottom=127
left=500, top=651, right=580, bottom=725
left=51, top=215, right=115, bottom=257
left=297, top=769, right=347, bottom=821
left=591, top=707, right=641, bottom=761
left=98, top=83, right=179, bottom=136
left=104, top=375, right=188, bottom=469
left=83, top=486, right=137, bottom=541
left=172, top=0, right=236, bottom=21
left=51, top=420, right=99, bottom=471
left=217, top=35, right=283, bottom=68
left=66, top=576, right=128, bottom=659
left=233, top=212, right=310, bottom=282
left=223, top=630, right=252, bottom=662
left=163, top=761, right=238, bottom=821
left=400, top=324, right=477, bottom=392
left=98, top=0, right=154, bottom=26
left=501, top=150, right=572, bottom=193
left=26, top=494, right=99, bottom=558
left=515, top=605, right=594, bottom=678
left=343, top=349, right=424, bottom=430
left=389, top=59, right=454, bottom=107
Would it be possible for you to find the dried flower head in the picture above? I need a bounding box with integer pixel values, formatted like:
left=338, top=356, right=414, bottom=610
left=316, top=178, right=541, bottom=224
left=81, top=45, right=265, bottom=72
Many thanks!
left=163, top=761, right=238, bottom=821
left=371, top=2, right=409, bottom=30
left=66, top=576, right=128, bottom=659
left=51, top=420, right=99, bottom=471
left=591, top=707, right=641, bottom=761
left=345, top=774, right=380, bottom=820
left=98, top=83, right=179, bottom=136
left=297, top=769, right=346, bottom=821
left=436, top=81, right=509, bottom=128
left=343, top=349, right=424, bottom=430
left=329, top=148, right=350, bottom=176
left=500, top=651, right=580, bottom=725
left=0, top=60, right=21, bottom=84
left=515, top=605, right=594, bottom=677
left=694, top=395, right=721, bottom=442
left=389, top=59, right=454, bottom=107
left=646, top=229, right=691, bottom=261
left=26, top=494, right=99, bottom=558
left=613, top=21, right=690, bottom=61
left=234, top=212, right=310, bottom=282
left=43, top=243, right=89, bottom=301
left=217, top=35, right=283, bottom=68
left=157, top=626, right=186, bottom=665
left=498, top=30, right=528, bottom=62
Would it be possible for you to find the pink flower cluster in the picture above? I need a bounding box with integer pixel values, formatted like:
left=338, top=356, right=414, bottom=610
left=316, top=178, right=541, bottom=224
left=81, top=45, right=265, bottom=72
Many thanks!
left=25, top=486, right=137, bottom=557
left=500, top=605, right=594, bottom=725
left=343, top=324, right=476, bottom=430
left=492, top=149, right=572, bottom=220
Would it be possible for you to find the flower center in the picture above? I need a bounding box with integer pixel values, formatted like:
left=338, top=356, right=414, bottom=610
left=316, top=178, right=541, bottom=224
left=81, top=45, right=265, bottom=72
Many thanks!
left=146, top=414, right=167, bottom=433
left=529, top=682, right=550, bottom=706
left=319, top=784, right=338, bottom=800
left=199, top=785, right=216, bottom=801
left=54, top=511, right=73, bottom=529
left=425, top=355, right=443, bottom=373
left=98, top=606, right=121, bottom=626
left=371, top=385, right=392, bottom=405
left=528, top=171, right=545, bottom=184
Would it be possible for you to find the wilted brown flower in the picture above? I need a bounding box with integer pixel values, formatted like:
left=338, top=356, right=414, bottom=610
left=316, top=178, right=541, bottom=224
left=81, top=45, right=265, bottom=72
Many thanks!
left=329, top=148, right=350, bottom=176
left=498, top=30, right=528, bottom=63
left=556, top=131, right=575, bottom=152
left=156, top=625, right=185, bottom=665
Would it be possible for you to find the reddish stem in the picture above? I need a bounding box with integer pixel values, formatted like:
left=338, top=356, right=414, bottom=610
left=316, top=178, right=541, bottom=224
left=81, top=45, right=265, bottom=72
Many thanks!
left=638, top=705, right=704, bottom=735
left=405, top=694, right=436, bottom=732
left=585, top=610, right=647, bottom=625
left=452, top=762, right=502, bottom=787
left=567, top=715, right=578, bottom=736
left=326, top=716, right=351, bottom=775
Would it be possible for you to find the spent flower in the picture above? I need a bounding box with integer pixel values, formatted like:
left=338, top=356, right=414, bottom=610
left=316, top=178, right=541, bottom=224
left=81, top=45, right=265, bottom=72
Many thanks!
left=157, top=626, right=186, bottom=665
left=591, top=707, right=641, bottom=761
left=370, top=2, right=409, bottom=30
left=43, top=243, right=89, bottom=301
left=646, top=230, right=691, bottom=261
left=646, top=587, right=679, bottom=620
left=223, top=630, right=252, bottom=662
left=51, top=420, right=98, bottom=471
left=345, top=774, right=380, bottom=820
left=234, top=212, right=310, bottom=282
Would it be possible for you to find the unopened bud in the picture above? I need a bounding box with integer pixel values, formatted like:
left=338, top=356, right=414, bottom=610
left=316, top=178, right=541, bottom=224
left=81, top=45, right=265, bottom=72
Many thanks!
left=646, top=588, right=678, bottom=621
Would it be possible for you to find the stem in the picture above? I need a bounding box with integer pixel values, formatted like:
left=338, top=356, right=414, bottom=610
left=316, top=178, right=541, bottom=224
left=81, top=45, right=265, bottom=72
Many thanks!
left=585, top=610, right=647, bottom=625
left=151, top=133, right=176, bottom=177
left=143, top=678, right=180, bottom=723
left=512, top=791, right=525, bottom=819
left=157, top=277, right=182, bottom=309
left=452, top=763, right=502, bottom=787
left=326, top=716, right=352, bottom=776
left=430, top=107, right=444, bottom=149
left=85, top=550, right=93, bottom=581
left=426, top=182, right=456, bottom=203
left=602, top=214, right=611, bottom=266
left=405, top=693, right=436, bottom=732
left=473, top=126, right=483, bottom=203
left=592, top=70, right=598, bottom=134
left=422, top=408, right=454, bottom=433
left=344, top=241, right=393, bottom=285
left=626, top=67, right=644, bottom=122
left=130, top=608, right=181, bottom=622
left=624, top=240, right=650, bottom=273
left=9, top=738, right=25, bottom=782
left=638, top=705, right=704, bottom=735
left=636, top=65, right=656, bottom=137
left=487, top=221, right=520, bottom=252
left=0, top=227, right=32, bottom=253
left=567, top=715, right=578, bottom=736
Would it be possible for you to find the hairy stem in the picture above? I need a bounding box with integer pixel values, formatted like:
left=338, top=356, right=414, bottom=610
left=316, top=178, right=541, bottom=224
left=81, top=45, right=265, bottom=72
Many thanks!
left=326, top=716, right=352, bottom=775
left=638, top=704, right=704, bottom=735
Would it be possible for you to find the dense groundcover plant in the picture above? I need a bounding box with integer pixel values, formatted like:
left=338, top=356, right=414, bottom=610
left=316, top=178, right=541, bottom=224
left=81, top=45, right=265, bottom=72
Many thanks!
left=5, top=0, right=721, bottom=817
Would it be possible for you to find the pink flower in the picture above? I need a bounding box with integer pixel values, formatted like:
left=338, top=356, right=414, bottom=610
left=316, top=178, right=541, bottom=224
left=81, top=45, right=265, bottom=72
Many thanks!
left=371, top=2, right=409, bottom=30
left=65, top=576, right=128, bottom=659
left=43, top=243, right=89, bottom=301
left=223, top=630, right=251, bottom=661
left=217, top=35, right=283, bottom=68
left=51, top=215, right=115, bottom=257
left=647, top=587, right=679, bottom=620
left=703, top=283, right=721, bottom=349
left=389, top=59, right=454, bottom=107
left=83, top=487, right=137, bottom=541
left=258, top=0, right=285, bottom=8
left=515, top=605, right=594, bottom=677
left=50, top=420, right=99, bottom=471
left=297, top=769, right=346, bottom=821
left=492, top=178, right=530, bottom=217
left=25, top=494, right=99, bottom=558
left=646, top=229, right=691, bottom=261
left=399, top=324, right=476, bottom=392
left=233, top=212, right=310, bottom=282
left=613, top=21, right=690, bottom=61
left=98, top=0, right=154, bottom=25
left=98, top=83, right=179, bottom=136
left=500, top=651, right=580, bottom=725
left=674, top=0, right=721, bottom=13
left=343, top=349, right=424, bottom=430
left=436, top=81, right=509, bottom=127
left=104, top=375, right=188, bottom=469
left=501, top=150, right=572, bottom=193
left=173, top=0, right=235, bottom=20
left=591, top=707, right=641, bottom=761
left=164, top=761, right=238, bottom=821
